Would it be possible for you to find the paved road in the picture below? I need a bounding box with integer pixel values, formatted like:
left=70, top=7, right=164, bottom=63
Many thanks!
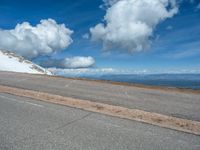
left=0, top=71, right=200, bottom=121
left=0, top=93, right=200, bottom=150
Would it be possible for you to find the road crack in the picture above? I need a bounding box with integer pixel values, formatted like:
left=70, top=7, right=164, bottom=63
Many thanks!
left=52, top=112, right=92, bottom=131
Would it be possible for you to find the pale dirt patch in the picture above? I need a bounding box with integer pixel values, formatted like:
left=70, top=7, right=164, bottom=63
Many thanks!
left=0, top=85, right=200, bottom=135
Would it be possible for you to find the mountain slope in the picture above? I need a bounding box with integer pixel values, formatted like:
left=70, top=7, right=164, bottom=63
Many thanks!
left=0, top=50, right=52, bottom=75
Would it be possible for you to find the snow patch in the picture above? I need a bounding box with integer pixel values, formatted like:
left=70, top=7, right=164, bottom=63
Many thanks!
left=0, top=50, right=52, bottom=75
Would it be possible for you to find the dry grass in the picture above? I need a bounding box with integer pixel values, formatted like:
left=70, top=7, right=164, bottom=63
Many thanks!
left=0, top=85, right=200, bottom=135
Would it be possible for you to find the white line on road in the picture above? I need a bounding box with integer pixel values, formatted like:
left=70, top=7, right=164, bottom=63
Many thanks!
left=25, top=101, right=44, bottom=107
left=65, top=80, right=76, bottom=88
left=0, top=94, right=44, bottom=108
left=16, top=78, right=27, bottom=82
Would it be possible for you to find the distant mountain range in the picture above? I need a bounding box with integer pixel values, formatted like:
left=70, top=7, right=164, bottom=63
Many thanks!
left=0, top=50, right=52, bottom=75
left=51, top=66, right=200, bottom=90
left=79, top=74, right=200, bottom=90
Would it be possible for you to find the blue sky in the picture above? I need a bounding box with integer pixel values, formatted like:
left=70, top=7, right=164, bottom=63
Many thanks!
left=0, top=0, right=200, bottom=74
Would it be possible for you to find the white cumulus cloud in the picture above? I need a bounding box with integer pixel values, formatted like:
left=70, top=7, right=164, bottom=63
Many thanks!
left=61, top=56, right=95, bottom=68
left=0, top=19, right=73, bottom=58
left=197, top=3, right=200, bottom=9
left=41, top=56, right=95, bottom=69
left=90, top=0, right=178, bottom=53
left=102, top=0, right=119, bottom=6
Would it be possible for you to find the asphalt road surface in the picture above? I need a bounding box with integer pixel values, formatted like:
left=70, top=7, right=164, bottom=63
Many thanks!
left=0, top=71, right=199, bottom=121
left=0, top=93, right=200, bottom=150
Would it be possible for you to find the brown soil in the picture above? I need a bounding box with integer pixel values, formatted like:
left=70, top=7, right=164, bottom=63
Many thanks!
left=0, top=85, right=200, bottom=135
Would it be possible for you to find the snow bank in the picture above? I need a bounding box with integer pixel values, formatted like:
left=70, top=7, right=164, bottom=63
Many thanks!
left=0, top=50, right=52, bottom=75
